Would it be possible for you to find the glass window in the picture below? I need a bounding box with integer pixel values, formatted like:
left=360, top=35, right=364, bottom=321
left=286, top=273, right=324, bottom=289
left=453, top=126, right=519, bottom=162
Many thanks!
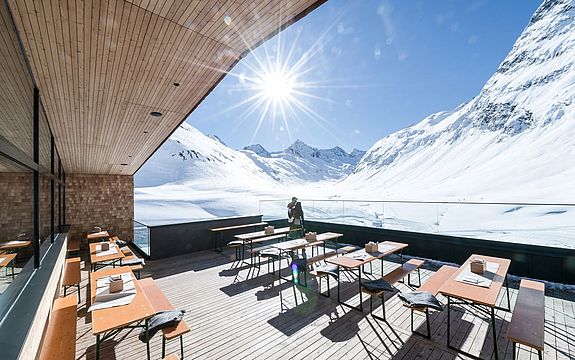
left=0, top=155, right=33, bottom=294
left=39, top=108, right=52, bottom=243
left=0, top=1, right=34, bottom=158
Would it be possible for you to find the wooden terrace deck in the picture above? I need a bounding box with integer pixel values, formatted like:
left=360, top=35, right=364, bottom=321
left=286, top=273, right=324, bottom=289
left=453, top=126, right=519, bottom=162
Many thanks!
left=72, top=248, right=575, bottom=359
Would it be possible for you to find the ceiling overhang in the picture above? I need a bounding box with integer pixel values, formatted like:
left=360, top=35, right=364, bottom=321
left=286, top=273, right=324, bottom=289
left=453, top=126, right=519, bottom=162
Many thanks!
left=7, top=0, right=326, bottom=174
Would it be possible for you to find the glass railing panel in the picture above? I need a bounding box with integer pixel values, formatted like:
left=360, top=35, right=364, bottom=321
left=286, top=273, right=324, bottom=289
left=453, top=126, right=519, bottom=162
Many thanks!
left=133, top=220, right=150, bottom=256
left=382, top=201, right=440, bottom=233
left=305, top=200, right=345, bottom=224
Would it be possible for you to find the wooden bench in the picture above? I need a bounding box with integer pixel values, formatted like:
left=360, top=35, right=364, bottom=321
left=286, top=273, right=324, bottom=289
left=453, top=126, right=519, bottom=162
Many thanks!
left=210, top=222, right=267, bottom=252
left=361, top=258, right=425, bottom=320
left=139, top=278, right=191, bottom=359
left=39, top=294, right=77, bottom=360
left=62, top=257, right=81, bottom=303
left=67, top=238, right=80, bottom=256
left=299, top=245, right=357, bottom=290
left=507, top=279, right=545, bottom=360
left=404, top=265, right=458, bottom=338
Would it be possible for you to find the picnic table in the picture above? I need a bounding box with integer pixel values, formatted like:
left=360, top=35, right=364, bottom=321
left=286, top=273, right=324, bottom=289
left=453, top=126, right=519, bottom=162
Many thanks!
left=234, top=227, right=291, bottom=264
left=326, top=241, right=408, bottom=311
left=439, top=254, right=511, bottom=360
left=90, top=266, right=155, bottom=360
left=0, top=240, right=32, bottom=253
left=209, top=222, right=267, bottom=252
left=89, top=242, right=125, bottom=271
left=0, top=253, right=17, bottom=279
left=87, top=231, right=110, bottom=242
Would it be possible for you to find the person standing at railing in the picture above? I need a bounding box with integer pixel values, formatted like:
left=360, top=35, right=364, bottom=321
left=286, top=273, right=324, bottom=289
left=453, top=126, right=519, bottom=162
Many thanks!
left=287, top=197, right=305, bottom=238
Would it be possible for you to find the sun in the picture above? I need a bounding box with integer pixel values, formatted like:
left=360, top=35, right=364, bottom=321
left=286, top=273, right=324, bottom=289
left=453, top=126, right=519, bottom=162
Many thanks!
left=193, top=13, right=346, bottom=143
left=258, top=70, right=295, bottom=103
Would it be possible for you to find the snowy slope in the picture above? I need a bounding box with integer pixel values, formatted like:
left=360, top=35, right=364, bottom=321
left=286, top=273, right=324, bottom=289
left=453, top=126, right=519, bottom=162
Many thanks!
left=135, top=0, right=575, bottom=248
left=341, top=0, right=575, bottom=203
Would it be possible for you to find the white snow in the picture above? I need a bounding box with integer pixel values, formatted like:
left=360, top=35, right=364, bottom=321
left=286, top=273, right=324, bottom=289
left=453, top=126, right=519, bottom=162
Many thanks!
left=135, top=0, right=575, bottom=249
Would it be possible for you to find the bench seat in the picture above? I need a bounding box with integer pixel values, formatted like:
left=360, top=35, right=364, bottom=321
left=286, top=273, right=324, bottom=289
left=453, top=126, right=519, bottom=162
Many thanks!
left=507, top=279, right=545, bottom=359
left=140, top=278, right=190, bottom=359
left=62, top=257, right=81, bottom=303
left=402, top=265, right=458, bottom=338
left=39, top=294, right=77, bottom=360
left=361, top=258, right=425, bottom=321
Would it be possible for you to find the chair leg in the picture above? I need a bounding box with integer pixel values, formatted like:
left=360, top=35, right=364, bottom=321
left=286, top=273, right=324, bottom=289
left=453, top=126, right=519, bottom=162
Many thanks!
left=180, top=335, right=184, bottom=359
left=77, top=283, right=81, bottom=303
left=162, top=336, right=166, bottom=358
left=512, top=342, right=516, bottom=359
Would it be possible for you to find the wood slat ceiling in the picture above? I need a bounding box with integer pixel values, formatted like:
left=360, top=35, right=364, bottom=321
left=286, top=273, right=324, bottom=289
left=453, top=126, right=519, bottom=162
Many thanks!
left=7, top=0, right=325, bottom=174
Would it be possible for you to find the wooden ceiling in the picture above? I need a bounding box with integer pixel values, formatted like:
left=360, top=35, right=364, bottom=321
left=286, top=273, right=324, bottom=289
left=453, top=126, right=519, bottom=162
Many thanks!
left=7, top=0, right=325, bottom=174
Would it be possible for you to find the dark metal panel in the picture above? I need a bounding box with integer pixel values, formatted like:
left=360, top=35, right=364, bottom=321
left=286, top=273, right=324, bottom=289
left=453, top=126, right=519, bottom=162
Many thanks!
left=149, top=215, right=263, bottom=259
left=278, top=220, right=575, bottom=285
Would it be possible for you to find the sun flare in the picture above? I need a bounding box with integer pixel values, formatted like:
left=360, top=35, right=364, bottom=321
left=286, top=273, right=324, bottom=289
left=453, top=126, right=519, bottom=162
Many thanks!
left=258, top=71, right=295, bottom=103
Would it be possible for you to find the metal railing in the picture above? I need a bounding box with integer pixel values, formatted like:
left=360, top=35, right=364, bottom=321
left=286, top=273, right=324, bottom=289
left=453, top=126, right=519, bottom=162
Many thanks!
left=259, top=199, right=575, bottom=249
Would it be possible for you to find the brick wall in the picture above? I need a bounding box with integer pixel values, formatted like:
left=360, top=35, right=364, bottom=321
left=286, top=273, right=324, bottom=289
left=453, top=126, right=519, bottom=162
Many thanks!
left=66, top=174, right=133, bottom=242
left=0, top=173, right=51, bottom=243
left=0, top=173, right=33, bottom=241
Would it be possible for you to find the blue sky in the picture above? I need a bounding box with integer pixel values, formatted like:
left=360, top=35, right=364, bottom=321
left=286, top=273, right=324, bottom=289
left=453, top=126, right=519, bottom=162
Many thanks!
left=186, top=0, right=542, bottom=153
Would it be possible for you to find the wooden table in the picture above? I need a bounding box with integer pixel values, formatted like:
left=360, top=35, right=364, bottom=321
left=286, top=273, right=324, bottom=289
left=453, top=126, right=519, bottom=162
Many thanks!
left=89, top=242, right=125, bottom=272
left=90, top=266, right=155, bottom=360
left=234, top=227, right=291, bottom=264
left=314, top=232, right=344, bottom=250
left=209, top=222, right=267, bottom=252
left=87, top=231, right=110, bottom=242
left=326, top=241, right=408, bottom=311
left=439, top=254, right=511, bottom=360
left=0, top=240, right=32, bottom=253
left=0, top=253, right=17, bottom=280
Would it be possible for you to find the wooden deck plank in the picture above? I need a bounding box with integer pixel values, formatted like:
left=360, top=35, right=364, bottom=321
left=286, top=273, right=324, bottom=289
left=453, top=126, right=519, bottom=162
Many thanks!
left=69, top=249, right=575, bottom=360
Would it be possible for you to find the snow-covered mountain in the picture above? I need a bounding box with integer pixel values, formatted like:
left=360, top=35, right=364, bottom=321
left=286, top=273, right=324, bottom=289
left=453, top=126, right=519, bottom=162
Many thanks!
left=340, top=0, right=575, bottom=203
left=135, top=0, right=575, bottom=241
left=240, top=140, right=365, bottom=182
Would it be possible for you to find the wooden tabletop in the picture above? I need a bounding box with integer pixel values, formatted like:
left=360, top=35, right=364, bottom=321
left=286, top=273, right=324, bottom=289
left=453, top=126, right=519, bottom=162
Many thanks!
left=439, top=254, right=511, bottom=307
left=90, top=266, right=155, bottom=335
left=89, top=242, right=125, bottom=264
left=234, top=227, right=291, bottom=241
left=272, top=239, right=315, bottom=251
left=326, top=241, right=408, bottom=269
left=87, top=231, right=110, bottom=240
left=0, top=253, right=17, bottom=267
left=315, top=232, right=344, bottom=242
left=0, top=240, right=32, bottom=250
left=209, top=222, right=267, bottom=232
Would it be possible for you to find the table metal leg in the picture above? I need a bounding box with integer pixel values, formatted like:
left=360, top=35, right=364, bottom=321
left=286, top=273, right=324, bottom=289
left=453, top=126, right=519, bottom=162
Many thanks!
left=96, top=334, right=101, bottom=360
left=447, top=296, right=451, bottom=347
left=145, top=318, right=150, bottom=360
left=491, top=306, right=499, bottom=360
